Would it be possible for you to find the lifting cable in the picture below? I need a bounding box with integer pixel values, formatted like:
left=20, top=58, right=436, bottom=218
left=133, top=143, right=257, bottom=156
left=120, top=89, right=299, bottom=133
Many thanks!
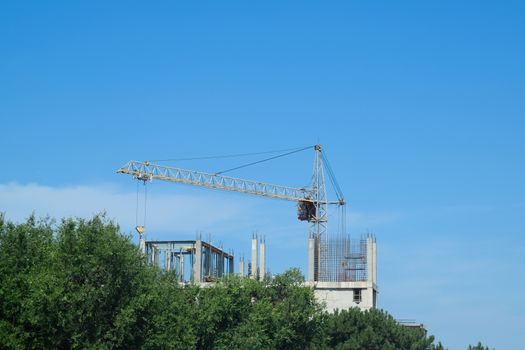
left=340, top=203, right=347, bottom=236
left=321, top=149, right=346, bottom=236
left=143, top=181, right=148, bottom=229
left=332, top=201, right=347, bottom=236
left=135, top=178, right=148, bottom=234
left=322, top=151, right=345, bottom=202
left=135, top=180, right=139, bottom=228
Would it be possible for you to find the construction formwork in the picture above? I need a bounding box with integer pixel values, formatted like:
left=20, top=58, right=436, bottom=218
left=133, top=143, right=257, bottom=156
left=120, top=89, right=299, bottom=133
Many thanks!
left=145, top=240, right=234, bottom=283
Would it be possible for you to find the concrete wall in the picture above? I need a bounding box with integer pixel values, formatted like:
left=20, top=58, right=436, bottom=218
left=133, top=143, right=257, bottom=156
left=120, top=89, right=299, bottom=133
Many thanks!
left=308, top=237, right=315, bottom=282
left=251, top=236, right=258, bottom=279
left=308, top=281, right=378, bottom=312
left=259, top=239, right=265, bottom=280
left=367, top=235, right=377, bottom=285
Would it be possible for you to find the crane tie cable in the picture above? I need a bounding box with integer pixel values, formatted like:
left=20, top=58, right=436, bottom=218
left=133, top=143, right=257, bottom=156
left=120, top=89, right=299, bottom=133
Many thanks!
left=214, top=145, right=314, bottom=175
left=150, top=146, right=313, bottom=162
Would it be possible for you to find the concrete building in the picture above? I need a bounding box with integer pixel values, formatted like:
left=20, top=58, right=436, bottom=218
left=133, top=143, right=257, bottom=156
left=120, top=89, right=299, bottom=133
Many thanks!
left=307, top=234, right=378, bottom=311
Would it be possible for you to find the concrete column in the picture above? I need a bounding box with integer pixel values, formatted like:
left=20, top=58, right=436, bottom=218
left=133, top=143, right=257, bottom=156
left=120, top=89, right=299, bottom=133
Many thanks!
left=366, top=236, right=374, bottom=283
left=154, top=247, right=159, bottom=266
left=308, top=236, right=315, bottom=282
left=220, top=251, right=225, bottom=276
left=239, top=256, right=244, bottom=277
left=179, top=254, right=184, bottom=282
left=139, top=236, right=146, bottom=254
left=193, top=240, right=202, bottom=283
left=166, top=251, right=171, bottom=271
left=228, top=255, right=234, bottom=275
left=251, top=234, right=258, bottom=279
left=372, top=238, right=377, bottom=284
left=259, top=238, right=266, bottom=281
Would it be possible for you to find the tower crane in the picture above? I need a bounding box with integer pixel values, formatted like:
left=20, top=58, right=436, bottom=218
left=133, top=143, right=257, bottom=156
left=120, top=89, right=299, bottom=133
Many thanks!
left=116, top=144, right=345, bottom=281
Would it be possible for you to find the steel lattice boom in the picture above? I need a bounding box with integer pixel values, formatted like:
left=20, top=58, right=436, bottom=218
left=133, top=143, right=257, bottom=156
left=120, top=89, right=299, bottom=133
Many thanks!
left=117, top=160, right=340, bottom=204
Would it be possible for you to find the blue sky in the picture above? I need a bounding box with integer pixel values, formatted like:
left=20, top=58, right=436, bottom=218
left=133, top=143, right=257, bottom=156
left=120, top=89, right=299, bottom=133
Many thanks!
left=1, top=1, right=524, bottom=348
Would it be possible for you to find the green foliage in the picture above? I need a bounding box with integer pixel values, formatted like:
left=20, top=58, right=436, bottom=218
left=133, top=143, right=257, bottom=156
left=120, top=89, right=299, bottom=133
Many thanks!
left=189, top=268, right=322, bottom=350
left=0, top=214, right=194, bottom=349
left=0, top=213, right=453, bottom=349
left=468, top=342, right=493, bottom=350
left=319, top=308, right=441, bottom=350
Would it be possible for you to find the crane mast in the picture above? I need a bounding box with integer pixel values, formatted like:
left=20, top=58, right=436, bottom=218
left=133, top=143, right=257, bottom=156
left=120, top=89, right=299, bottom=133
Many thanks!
left=117, top=144, right=344, bottom=281
left=310, top=144, right=328, bottom=280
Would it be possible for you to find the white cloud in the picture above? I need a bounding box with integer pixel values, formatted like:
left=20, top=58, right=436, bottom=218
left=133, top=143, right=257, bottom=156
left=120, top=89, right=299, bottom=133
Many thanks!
left=0, top=181, right=403, bottom=270
left=0, top=182, right=248, bottom=235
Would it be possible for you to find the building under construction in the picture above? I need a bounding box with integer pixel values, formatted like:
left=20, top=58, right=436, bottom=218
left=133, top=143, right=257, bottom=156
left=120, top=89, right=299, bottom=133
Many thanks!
left=142, top=232, right=377, bottom=311
left=119, top=144, right=378, bottom=311
left=144, top=239, right=234, bottom=283
left=243, top=232, right=377, bottom=311
left=143, top=233, right=268, bottom=282
left=308, top=234, right=377, bottom=311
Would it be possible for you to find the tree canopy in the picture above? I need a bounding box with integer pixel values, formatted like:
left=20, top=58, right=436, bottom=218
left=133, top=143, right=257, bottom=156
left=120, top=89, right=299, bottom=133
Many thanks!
left=0, top=214, right=491, bottom=349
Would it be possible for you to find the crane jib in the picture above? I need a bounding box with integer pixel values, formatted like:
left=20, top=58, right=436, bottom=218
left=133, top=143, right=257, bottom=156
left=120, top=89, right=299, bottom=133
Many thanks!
left=116, top=160, right=335, bottom=203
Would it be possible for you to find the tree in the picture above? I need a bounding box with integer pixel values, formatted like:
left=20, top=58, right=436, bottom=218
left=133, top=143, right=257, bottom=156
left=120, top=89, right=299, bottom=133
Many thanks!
left=319, top=308, right=441, bottom=350
left=0, top=213, right=56, bottom=349
left=468, top=342, right=493, bottom=350
left=0, top=214, right=195, bottom=349
left=190, top=269, right=322, bottom=350
left=268, top=268, right=323, bottom=350
left=0, top=213, right=453, bottom=349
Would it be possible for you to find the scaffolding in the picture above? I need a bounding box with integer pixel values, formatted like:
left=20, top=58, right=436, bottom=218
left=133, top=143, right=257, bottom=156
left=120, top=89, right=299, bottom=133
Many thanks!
left=145, top=240, right=234, bottom=283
